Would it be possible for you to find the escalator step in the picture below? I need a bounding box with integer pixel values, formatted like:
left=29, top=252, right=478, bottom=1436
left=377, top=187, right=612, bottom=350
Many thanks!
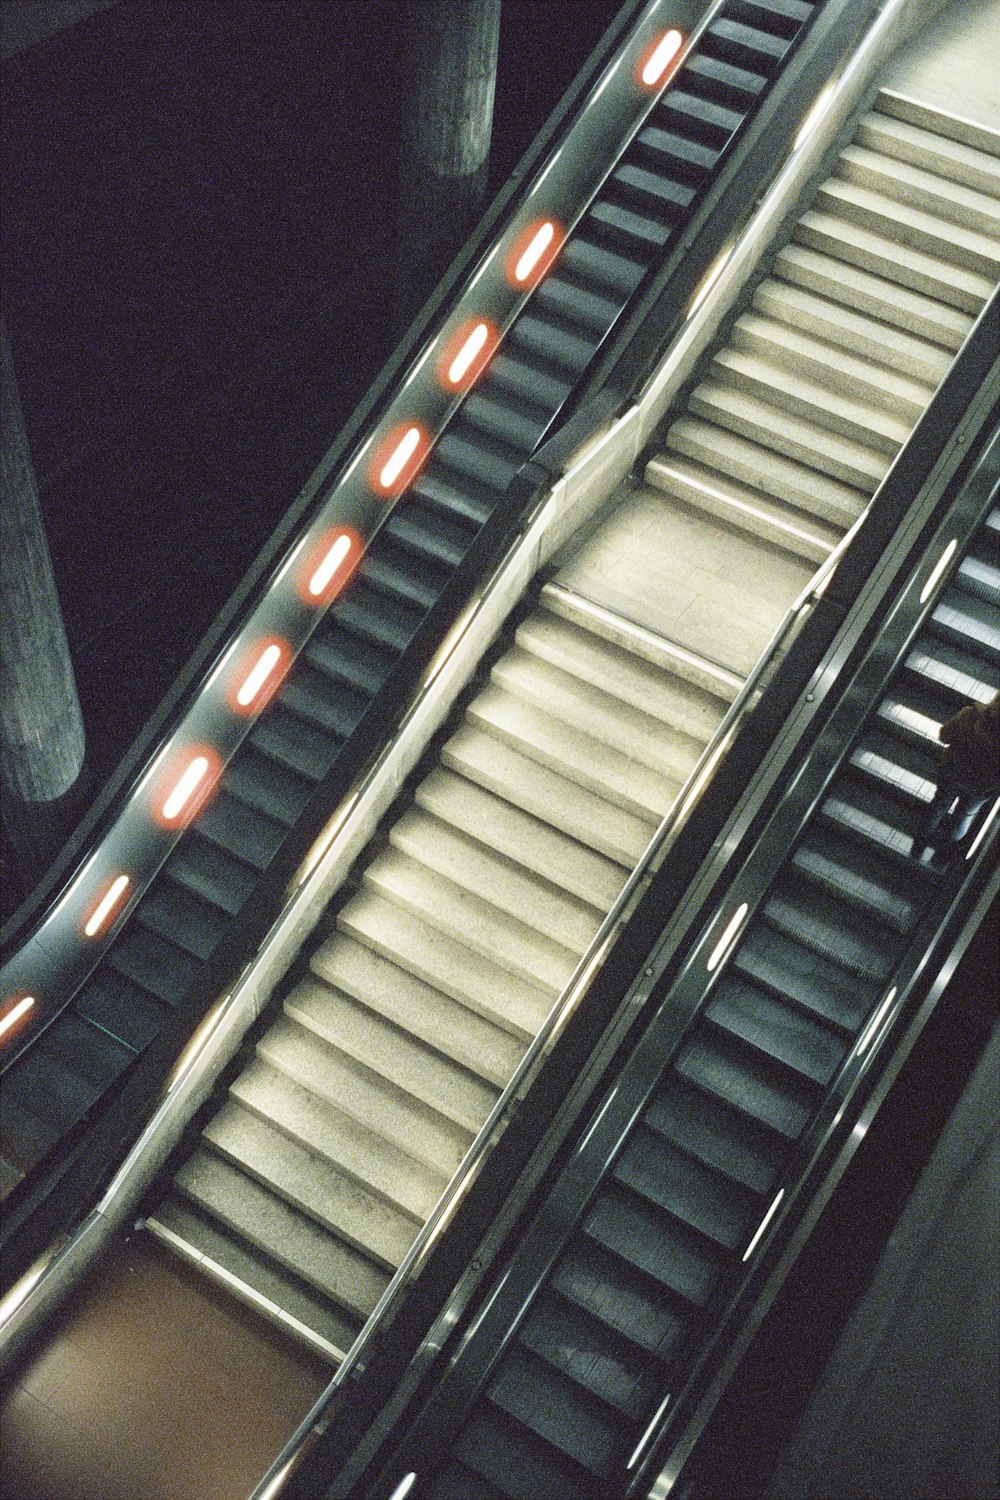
left=164, top=830, right=257, bottom=916
left=702, top=18, right=789, bottom=74
left=453, top=1404, right=589, bottom=1500
left=409, top=462, right=496, bottom=527
left=730, top=0, right=814, bottom=28
left=106, top=924, right=200, bottom=1006
left=225, top=743, right=314, bottom=828
left=137, top=878, right=229, bottom=963
left=332, top=581, right=423, bottom=655
left=35, top=1010, right=132, bottom=1092
left=510, top=314, right=600, bottom=378
left=304, top=624, right=395, bottom=698
left=677, top=1030, right=817, bottom=1140
left=904, top=637, right=999, bottom=704
left=645, top=1075, right=786, bottom=1194
left=658, top=89, right=744, bottom=148
left=585, top=1179, right=720, bottom=1308
left=791, top=834, right=919, bottom=932
left=279, top=669, right=375, bottom=742
left=0, top=1082, right=61, bottom=1174
left=484, top=351, right=574, bottom=415
left=819, top=780, right=920, bottom=864
left=588, top=199, right=674, bottom=254
left=610, top=164, right=696, bottom=220
left=361, top=541, right=443, bottom=611
left=75, top=970, right=166, bottom=1052
left=427, top=1459, right=509, bottom=1500
left=957, top=551, right=1000, bottom=609
left=931, top=590, right=1000, bottom=658
left=765, top=885, right=895, bottom=981
left=559, top=236, right=646, bottom=297
left=385, top=502, right=474, bottom=569
left=197, top=789, right=288, bottom=871
left=706, top=977, right=846, bottom=1086
left=850, top=728, right=938, bottom=800
left=1, top=1047, right=99, bottom=1135
left=734, top=923, right=872, bottom=1032
left=460, top=389, right=553, bottom=454
left=250, top=704, right=340, bottom=783
left=434, top=427, right=522, bottom=493
left=533, top=274, right=625, bottom=337
left=614, top=1126, right=754, bottom=1249
left=684, top=51, right=768, bottom=109
left=550, top=1237, right=684, bottom=1360
left=634, top=124, right=720, bottom=182
left=488, top=1342, right=627, bottom=1477
left=520, top=1288, right=663, bottom=1416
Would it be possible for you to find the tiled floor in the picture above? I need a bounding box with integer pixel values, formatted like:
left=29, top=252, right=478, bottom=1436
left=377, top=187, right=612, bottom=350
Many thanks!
left=0, top=1231, right=330, bottom=1500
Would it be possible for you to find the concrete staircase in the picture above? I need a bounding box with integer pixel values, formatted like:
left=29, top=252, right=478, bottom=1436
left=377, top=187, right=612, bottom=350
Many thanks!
left=646, top=90, right=999, bottom=563
left=147, top=90, right=999, bottom=1361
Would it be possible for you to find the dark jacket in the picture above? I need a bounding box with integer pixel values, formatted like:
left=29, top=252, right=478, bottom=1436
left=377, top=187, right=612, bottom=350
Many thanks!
left=939, top=693, right=1000, bottom=796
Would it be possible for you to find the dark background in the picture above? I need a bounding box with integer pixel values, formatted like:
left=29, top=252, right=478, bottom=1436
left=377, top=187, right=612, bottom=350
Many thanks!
left=0, top=0, right=619, bottom=827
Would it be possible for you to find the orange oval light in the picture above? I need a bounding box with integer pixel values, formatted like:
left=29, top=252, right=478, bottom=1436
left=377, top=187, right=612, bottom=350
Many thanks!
left=152, top=745, right=224, bottom=830
left=0, top=994, right=35, bottom=1043
left=297, top=526, right=362, bottom=606
left=227, top=636, right=293, bottom=714
left=637, top=28, right=684, bottom=89
left=505, top=219, right=564, bottom=289
left=84, top=874, right=131, bottom=938
left=437, top=318, right=499, bottom=391
left=368, top=422, right=431, bottom=497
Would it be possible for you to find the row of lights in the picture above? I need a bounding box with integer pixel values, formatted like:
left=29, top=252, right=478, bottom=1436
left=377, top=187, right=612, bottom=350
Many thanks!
left=0, top=30, right=686, bottom=1049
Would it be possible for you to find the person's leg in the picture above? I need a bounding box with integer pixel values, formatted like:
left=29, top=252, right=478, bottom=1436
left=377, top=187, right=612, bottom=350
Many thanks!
left=917, top=776, right=953, bottom=860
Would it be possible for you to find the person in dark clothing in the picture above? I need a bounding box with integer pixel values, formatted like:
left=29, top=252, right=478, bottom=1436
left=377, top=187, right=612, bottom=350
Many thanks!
left=918, top=691, right=1000, bottom=867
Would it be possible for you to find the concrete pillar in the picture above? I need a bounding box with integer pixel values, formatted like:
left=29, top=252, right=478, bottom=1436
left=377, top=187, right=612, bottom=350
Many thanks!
left=1, top=319, right=86, bottom=807
left=395, top=0, right=501, bottom=318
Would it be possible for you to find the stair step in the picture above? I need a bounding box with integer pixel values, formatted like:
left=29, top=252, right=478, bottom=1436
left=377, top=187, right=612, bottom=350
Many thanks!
left=285, top=975, right=497, bottom=1133
left=311, top=929, right=524, bottom=1087
left=415, top=768, right=624, bottom=912
left=856, top=110, right=1000, bottom=198
left=361, top=850, right=577, bottom=993
left=389, top=806, right=602, bottom=954
left=203, top=1101, right=416, bottom=1267
left=258, top=1015, right=472, bottom=1176
left=687, top=383, right=889, bottom=491
left=814, top=176, right=1000, bottom=279
left=338, top=886, right=553, bottom=1040
left=835, top=144, right=1000, bottom=240
left=469, top=680, right=679, bottom=820
left=730, top=310, right=934, bottom=422
left=149, top=1196, right=357, bottom=1357
left=646, top=452, right=840, bottom=562
left=665, top=416, right=866, bottom=530
left=174, top=1147, right=390, bottom=1321
left=794, top=209, right=993, bottom=315
left=489, top=648, right=701, bottom=783
left=230, top=1057, right=442, bottom=1220
left=516, top=610, right=727, bottom=741
left=441, top=723, right=654, bottom=867
left=770, top=244, right=972, bottom=354
left=709, top=347, right=911, bottom=455
left=876, top=89, right=1000, bottom=161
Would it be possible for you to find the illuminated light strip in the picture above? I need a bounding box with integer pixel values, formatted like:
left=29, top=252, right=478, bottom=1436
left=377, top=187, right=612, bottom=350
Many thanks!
left=310, top=533, right=354, bottom=597
left=297, top=528, right=362, bottom=607
left=742, top=1187, right=785, bottom=1262
left=228, top=637, right=292, bottom=714
left=919, top=538, right=958, bottom=605
left=0, top=995, right=35, bottom=1041
left=627, top=1389, right=673, bottom=1469
left=387, top=1476, right=418, bottom=1500
left=706, top=901, right=748, bottom=972
left=966, top=793, right=1000, bottom=860
left=84, top=874, right=131, bottom=937
left=368, top=423, right=431, bottom=496
left=505, top=218, right=564, bottom=288
left=856, top=986, right=897, bottom=1058
left=638, top=27, right=684, bottom=89
left=237, top=643, right=283, bottom=706
left=439, top=319, right=498, bottom=390
left=162, top=755, right=212, bottom=822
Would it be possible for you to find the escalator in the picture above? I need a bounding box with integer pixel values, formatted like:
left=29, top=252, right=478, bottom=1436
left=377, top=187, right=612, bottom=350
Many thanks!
left=362, top=436, right=998, bottom=1500
left=140, top=73, right=1000, bottom=1363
